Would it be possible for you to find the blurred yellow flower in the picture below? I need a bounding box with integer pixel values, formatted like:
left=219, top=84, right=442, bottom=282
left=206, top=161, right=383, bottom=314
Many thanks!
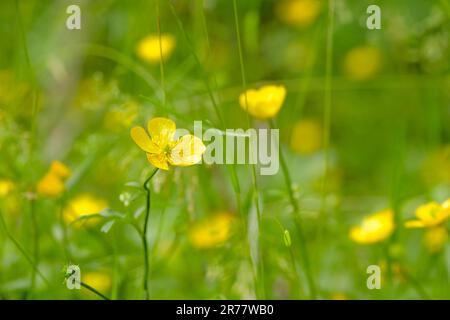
left=0, top=179, right=15, bottom=197
left=36, top=161, right=71, bottom=197
left=343, top=45, right=382, bottom=81
left=276, top=0, right=322, bottom=28
left=83, top=272, right=112, bottom=293
left=63, top=194, right=107, bottom=226
left=290, top=119, right=323, bottom=154
left=404, top=199, right=450, bottom=229
left=136, top=34, right=176, bottom=64
left=424, top=227, right=448, bottom=253
left=131, top=117, right=206, bottom=170
left=330, top=293, right=348, bottom=300
left=349, top=209, right=394, bottom=244
left=239, top=85, right=286, bottom=119
left=188, top=212, right=234, bottom=249
left=0, top=180, right=20, bottom=217
left=103, top=100, right=138, bottom=131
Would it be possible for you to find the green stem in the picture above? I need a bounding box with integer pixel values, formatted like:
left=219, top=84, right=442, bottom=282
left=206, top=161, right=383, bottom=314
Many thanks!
left=29, top=199, right=39, bottom=295
left=173, top=0, right=253, bottom=295
left=80, top=281, right=110, bottom=300
left=270, top=119, right=317, bottom=299
left=0, top=211, right=49, bottom=285
left=321, top=0, right=335, bottom=207
left=156, top=0, right=167, bottom=113
left=141, top=168, right=159, bottom=300
left=402, top=268, right=430, bottom=299
left=233, top=0, right=265, bottom=299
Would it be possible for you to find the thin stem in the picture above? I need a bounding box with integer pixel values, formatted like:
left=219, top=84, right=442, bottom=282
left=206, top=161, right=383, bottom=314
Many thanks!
left=172, top=0, right=251, bottom=293
left=80, top=281, right=110, bottom=300
left=270, top=119, right=317, bottom=299
left=233, top=0, right=265, bottom=299
left=0, top=211, right=49, bottom=285
left=59, top=195, right=71, bottom=261
left=322, top=0, right=335, bottom=207
left=29, top=199, right=39, bottom=295
left=142, top=168, right=159, bottom=300
left=167, top=0, right=225, bottom=126
left=156, top=0, right=167, bottom=112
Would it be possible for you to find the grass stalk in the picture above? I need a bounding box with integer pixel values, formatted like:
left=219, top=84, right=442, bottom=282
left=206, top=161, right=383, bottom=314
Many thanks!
left=232, top=0, right=265, bottom=299
left=270, top=119, right=317, bottom=299
left=0, top=211, right=49, bottom=286
left=29, top=199, right=39, bottom=295
left=321, top=0, right=335, bottom=207
left=156, top=0, right=167, bottom=112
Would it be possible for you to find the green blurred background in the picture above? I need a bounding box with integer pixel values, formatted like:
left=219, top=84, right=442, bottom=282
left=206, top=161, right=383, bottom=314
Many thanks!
left=0, top=0, right=449, bottom=299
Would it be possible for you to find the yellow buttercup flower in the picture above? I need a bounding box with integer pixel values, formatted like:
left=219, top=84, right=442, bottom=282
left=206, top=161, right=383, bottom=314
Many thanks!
left=343, top=45, right=382, bottom=81
left=404, top=199, right=450, bottom=228
left=0, top=179, right=15, bottom=198
left=276, top=0, right=322, bottom=28
left=290, top=119, right=323, bottom=154
left=130, top=117, right=206, bottom=170
left=136, top=34, right=176, bottom=64
left=239, top=85, right=286, bottom=119
left=82, top=272, right=112, bottom=294
left=188, top=212, right=234, bottom=249
left=349, top=209, right=394, bottom=244
left=63, top=194, right=107, bottom=226
left=424, top=227, right=448, bottom=253
left=36, top=161, right=71, bottom=197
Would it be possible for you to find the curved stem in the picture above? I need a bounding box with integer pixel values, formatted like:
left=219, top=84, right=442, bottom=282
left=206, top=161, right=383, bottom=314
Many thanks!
left=142, top=168, right=159, bottom=300
left=80, top=281, right=110, bottom=300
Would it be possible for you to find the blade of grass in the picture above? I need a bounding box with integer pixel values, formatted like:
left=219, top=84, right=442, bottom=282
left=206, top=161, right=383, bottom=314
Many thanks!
left=169, top=0, right=250, bottom=279
left=321, top=0, right=335, bottom=210
left=269, top=119, right=317, bottom=299
left=0, top=211, right=49, bottom=286
left=233, top=0, right=265, bottom=299
left=156, top=0, right=167, bottom=114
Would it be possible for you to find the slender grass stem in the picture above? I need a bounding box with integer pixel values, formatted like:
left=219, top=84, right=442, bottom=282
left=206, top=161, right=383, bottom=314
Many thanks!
left=233, top=0, right=265, bottom=299
left=29, top=199, right=39, bottom=295
left=0, top=211, right=49, bottom=285
left=141, top=168, right=159, bottom=300
left=170, top=0, right=252, bottom=291
left=322, top=0, right=335, bottom=207
left=273, top=218, right=303, bottom=298
left=269, top=119, right=317, bottom=299
left=59, top=195, right=72, bottom=261
left=167, top=0, right=225, bottom=126
left=80, top=281, right=110, bottom=300
left=156, top=0, right=167, bottom=112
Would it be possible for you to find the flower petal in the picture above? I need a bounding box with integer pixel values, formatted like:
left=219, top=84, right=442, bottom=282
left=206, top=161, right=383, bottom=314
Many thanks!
left=239, top=85, right=286, bottom=119
left=146, top=153, right=169, bottom=170
left=415, top=202, right=441, bottom=225
left=131, top=126, right=159, bottom=153
left=147, top=117, right=176, bottom=149
left=404, top=220, right=426, bottom=228
left=169, top=135, right=206, bottom=166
